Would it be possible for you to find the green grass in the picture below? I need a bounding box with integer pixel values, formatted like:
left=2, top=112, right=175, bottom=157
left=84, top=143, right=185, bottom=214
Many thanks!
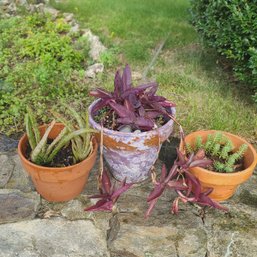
left=51, top=0, right=197, bottom=65
left=51, top=0, right=257, bottom=143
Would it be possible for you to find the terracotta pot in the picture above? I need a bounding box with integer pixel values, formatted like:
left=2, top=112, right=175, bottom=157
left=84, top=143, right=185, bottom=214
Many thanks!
left=18, top=123, right=98, bottom=202
left=88, top=99, right=176, bottom=183
left=182, top=130, right=257, bottom=201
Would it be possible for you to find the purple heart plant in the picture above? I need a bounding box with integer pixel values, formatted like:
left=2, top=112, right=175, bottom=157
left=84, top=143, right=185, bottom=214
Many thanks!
left=145, top=148, right=228, bottom=218
left=89, top=64, right=176, bottom=131
left=84, top=149, right=228, bottom=216
left=85, top=64, right=228, bottom=217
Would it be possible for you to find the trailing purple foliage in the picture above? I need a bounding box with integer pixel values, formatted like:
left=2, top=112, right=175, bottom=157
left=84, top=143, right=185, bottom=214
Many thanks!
left=145, top=149, right=228, bottom=218
left=89, top=64, right=176, bottom=131
left=84, top=169, right=133, bottom=212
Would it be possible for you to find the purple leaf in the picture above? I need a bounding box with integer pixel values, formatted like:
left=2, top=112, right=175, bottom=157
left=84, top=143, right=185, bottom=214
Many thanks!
left=114, top=70, right=123, bottom=98
left=122, top=64, right=132, bottom=91
left=91, top=99, right=110, bottom=113
left=159, top=100, right=176, bottom=107
left=124, top=98, right=134, bottom=112
left=193, top=149, right=206, bottom=160
left=150, top=95, right=166, bottom=102
left=203, top=188, right=213, bottom=196
left=89, top=88, right=112, bottom=99
left=145, top=198, right=158, bottom=219
left=147, top=183, right=166, bottom=202
left=160, top=165, right=167, bottom=183
left=84, top=199, right=113, bottom=212
left=121, top=82, right=156, bottom=99
left=102, top=169, right=111, bottom=194
left=111, top=183, right=133, bottom=202
left=198, top=194, right=228, bottom=211
left=146, top=111, right=161, bottom=119
left=135, top=117, right=154, bottom=130
left=189, top=159, right=213, bottom=168
left=185, top=171, right=201, bottom=199
left=117, top=117, right=134, bottom=125
left=138, top=106, right=146, bottom=117
left=109, top=101, right=135, bottom=119
left=145, top=83, right=158, bottom=96
left=167, top=180, right=188, bottom=190
left=128, top=94, right=141, bottom=109
left=171, top=198, right=180, bottom=215
left=176, top=148, right=186, bottom=165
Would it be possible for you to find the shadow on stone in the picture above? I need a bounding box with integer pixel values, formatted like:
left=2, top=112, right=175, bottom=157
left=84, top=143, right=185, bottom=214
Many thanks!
left=159, top=137, right=180, bottom=170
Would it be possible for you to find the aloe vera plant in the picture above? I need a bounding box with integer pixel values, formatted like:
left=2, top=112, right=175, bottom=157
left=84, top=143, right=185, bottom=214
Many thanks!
left=25, top=107, right=96, bottom=166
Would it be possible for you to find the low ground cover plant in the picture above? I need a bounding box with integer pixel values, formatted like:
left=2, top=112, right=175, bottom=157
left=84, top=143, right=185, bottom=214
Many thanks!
left=0, top=13, right=90, bottom=135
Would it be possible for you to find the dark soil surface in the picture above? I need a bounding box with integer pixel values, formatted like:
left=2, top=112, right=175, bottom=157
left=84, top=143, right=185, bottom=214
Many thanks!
left=25, top=139, right=75, bottom=167
left=93, top=107, right=168, bottom=132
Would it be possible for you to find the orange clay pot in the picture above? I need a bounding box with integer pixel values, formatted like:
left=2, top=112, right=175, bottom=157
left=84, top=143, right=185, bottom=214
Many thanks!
left=182, top=130, right=257, bottom=201
left=18, top=123, right=98, bottom=202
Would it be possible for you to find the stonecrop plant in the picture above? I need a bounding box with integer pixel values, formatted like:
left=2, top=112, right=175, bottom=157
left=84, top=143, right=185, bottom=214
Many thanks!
left=185, top=132, right=248, bottom=173
left=90, top=64, right=176, bottom=131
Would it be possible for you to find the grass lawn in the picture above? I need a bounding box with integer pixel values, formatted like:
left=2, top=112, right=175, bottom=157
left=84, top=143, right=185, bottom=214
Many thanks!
left=52, top=0, right=257, bottom=143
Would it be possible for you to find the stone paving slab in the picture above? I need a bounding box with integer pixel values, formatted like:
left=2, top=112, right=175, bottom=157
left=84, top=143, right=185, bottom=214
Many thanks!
left=4, top=154, right=35, bottom=192
left=0, top=189, right=40, bottom=224
left=0, top=218, right=109, bottom=257
left=0, top=154, right=14, bottom=187
left=0, top=151, right=257, bottom=257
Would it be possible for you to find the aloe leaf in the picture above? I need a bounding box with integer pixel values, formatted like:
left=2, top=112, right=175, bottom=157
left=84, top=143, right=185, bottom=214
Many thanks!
left=25, top=113, right=37, bottom=151
left=27, top=107, right=41, bottom=145
left=46, top=128, right=96, bottom=163
left=31, top=120, right=56, bottom=163
left=51, top=110, right=74, bottom=132
left=82, top=112, right=91, bottom=153
left=45, top=127, right=68, bottom=158
left=81, top=141, right=93, bottom=161
left=63, top=104, right=86, bottom=129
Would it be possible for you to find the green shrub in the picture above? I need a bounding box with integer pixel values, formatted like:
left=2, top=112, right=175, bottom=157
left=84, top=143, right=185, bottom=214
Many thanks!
left=0, top=13, right=90, bottom=135
left=190, top=0, right=257, bottom=102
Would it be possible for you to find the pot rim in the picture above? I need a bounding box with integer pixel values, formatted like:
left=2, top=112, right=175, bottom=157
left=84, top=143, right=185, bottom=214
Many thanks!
left=182, top=130, right=257, bottom=177
left=18, top=122, right=98, bottom=171
left=88, top=99, right=176, bottom=137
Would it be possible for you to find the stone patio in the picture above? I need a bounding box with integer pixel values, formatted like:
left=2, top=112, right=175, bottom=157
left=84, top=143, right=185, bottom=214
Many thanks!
left=0, top=136, right=257, bottom=257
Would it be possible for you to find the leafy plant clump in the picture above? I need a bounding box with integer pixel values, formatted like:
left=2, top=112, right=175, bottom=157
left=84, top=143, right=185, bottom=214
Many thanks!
left=145, top=149, right=228, bottom=217
left=185, top=132, right=248, bottom=173
left=0, top=13, right=90, bottom=135
left=84, top=147, right=228, bottom=216
left=90, top=64, right=176, bottom=132
left=25, top=106, right=95, bottom=167
left=190, top=0, right=257, bottom=102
